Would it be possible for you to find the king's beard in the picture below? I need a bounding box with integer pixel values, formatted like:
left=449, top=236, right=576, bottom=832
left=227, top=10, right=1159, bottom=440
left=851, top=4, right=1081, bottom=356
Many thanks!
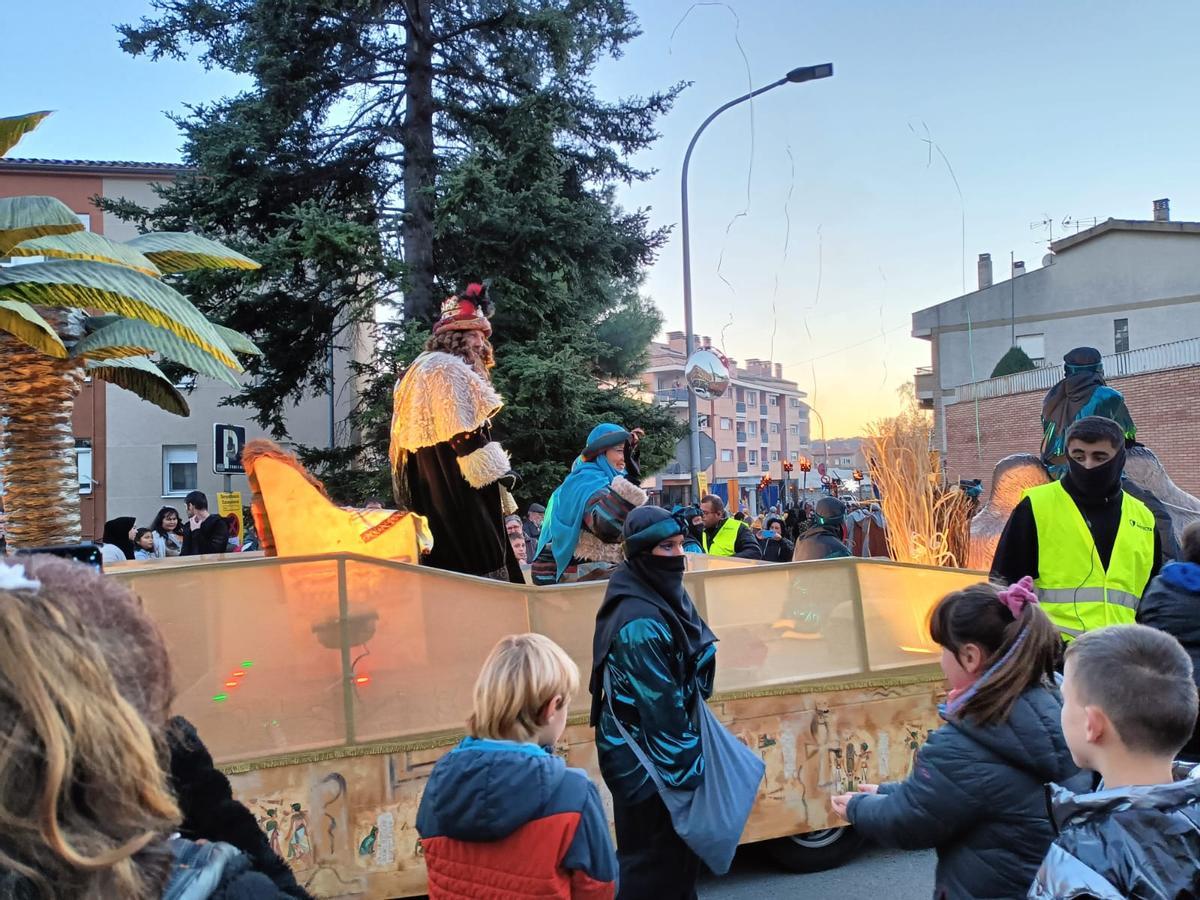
left=462, top=338, right=495, bottom=379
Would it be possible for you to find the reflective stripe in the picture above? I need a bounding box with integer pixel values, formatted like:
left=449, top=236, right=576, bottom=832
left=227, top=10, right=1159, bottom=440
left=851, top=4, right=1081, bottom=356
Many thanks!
left=1036, top=587, right=1141, bottom=611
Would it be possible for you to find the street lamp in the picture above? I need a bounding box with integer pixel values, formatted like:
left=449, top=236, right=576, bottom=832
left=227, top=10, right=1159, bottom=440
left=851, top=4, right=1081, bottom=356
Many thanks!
left=681, top=63, right=833, bottom=501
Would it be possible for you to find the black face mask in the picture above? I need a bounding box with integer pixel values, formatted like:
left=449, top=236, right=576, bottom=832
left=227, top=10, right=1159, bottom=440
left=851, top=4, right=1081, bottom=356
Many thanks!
left=642, top=553, right=686, bottom=575
left=1066, top=445, right=1126, bottom=498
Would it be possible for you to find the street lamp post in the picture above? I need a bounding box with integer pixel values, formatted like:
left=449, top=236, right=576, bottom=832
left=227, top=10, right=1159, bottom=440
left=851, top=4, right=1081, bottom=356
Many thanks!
left=681, top=63, right=833, bottom=501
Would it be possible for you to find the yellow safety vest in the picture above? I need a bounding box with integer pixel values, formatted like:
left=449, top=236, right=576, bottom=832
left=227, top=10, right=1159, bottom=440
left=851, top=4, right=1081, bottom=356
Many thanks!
left=703, top=517, right=742, bottom=556
left=1024, top=481, right=1156, bottom=640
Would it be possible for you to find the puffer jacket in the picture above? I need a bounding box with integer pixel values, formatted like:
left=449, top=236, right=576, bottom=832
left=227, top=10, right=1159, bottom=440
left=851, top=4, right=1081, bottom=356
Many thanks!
left=792, top=524, right=851, bottom=562
left=416, top=738, right=616, bottom=899
left=847, top=684, right=1088, bottom=900
left=1028, top=777, right=1200, bottom=899
left=1136, top=561, right=1200, bottom=758
left=165, top=839, right=298, bottom=900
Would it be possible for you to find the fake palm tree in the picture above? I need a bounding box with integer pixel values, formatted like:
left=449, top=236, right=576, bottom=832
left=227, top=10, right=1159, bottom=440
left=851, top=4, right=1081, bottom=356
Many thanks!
left=0, top=111, right=262, bottom=549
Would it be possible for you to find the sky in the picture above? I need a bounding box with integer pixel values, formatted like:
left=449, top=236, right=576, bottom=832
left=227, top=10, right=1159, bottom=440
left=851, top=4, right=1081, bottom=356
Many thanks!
left=7, top=1, right=1200, bottom=435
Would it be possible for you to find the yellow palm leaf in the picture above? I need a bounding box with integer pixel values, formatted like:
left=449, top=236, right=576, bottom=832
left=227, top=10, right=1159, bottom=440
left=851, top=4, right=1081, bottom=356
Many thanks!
left=74, top=316, right=242, bottom=386
left=0, top=111, right=52, bottom=157
left=12, top=231, right=162, bottom=277
left=0, top=260, right=240, bottom=371
left=87, top=356, right=189, bottom=416
left=0, top=299, right=67, bottom=358
left=124, top=232, right=260, bottom=273
left=0, top=196, right=84, bottom=256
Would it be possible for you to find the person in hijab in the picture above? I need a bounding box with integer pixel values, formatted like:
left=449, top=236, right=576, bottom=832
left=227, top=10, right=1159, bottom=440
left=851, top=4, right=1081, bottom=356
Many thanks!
left=1040, top=347, right=1136, bottom=476
left=590, top=506, right=718, bottom=899
left=100, top=515, right=137, bottom=565
left=530, top=424, right=648, bottom=586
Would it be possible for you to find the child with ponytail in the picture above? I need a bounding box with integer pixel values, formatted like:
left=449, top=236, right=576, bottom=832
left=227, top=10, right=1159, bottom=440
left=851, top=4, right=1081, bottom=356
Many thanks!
left=831, top=578, right=1090, bottom=900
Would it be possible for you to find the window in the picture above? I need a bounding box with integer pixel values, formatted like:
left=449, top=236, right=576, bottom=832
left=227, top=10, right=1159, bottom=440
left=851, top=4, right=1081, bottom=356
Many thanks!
left=1114, top=318, right=1129, bottom=354
left=720, top=417, right=732, bottom=431
left=790, top=450, right=800, bottom=460
left=769, top=423, right=780, bottom=434
left=788, top=424, right=799, bottom=435
left=162, top=445, right=198, bottom=496
left=790, top=398, right=801, bottom=408
left=76, top=213, right=92, bottom=231
left=720, top=449, right=733, bottom=463
left=75, top=439, right=93, bottom=494
left=745, top=391, right=757, bottom=405
left=1016, top=333, right=1046, bottom=365
left=747, top=420, right=757, bottom=435
left=771, top=451, right=780, bottom=462
left=749, top=450, right=758, bottom=464
left=769, top=395, right=778, bottom=406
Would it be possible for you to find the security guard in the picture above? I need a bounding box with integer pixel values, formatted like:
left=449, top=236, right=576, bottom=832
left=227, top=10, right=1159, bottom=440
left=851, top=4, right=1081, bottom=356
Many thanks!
left=992, top=416, right=1161, bottom=641
left=699, top=494, right=762, bottom=559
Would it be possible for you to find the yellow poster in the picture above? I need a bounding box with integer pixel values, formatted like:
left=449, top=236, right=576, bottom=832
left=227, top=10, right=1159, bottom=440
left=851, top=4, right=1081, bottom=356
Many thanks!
left=216, top=491, right=244, bottom=548
left=727, top=478, right=739, bottom=512
left=698, top=472, right=708, bottom=497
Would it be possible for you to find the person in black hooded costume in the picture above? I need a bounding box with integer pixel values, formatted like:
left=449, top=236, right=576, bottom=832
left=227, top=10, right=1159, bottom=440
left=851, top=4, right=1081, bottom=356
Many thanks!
left=1040, top=347, right=1136, bottom=476
left=590, top=506, right=717, bottom=899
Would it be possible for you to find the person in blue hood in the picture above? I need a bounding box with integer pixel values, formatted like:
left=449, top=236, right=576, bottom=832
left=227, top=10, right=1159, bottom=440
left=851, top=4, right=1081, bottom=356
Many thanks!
left=531, top=424, right=648, bottom=585
left=591, top=506, right=718, bottom=899
left=832, top=579, right=1088, bottom=900
left=1136, top=519, right=1200, bottom=760
left=416, top=633, right=616, bottom=898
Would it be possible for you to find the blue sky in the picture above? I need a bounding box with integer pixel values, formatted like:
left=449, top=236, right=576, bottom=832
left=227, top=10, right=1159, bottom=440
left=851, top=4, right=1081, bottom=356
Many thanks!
left=7, top=1, right=1200, bottom=434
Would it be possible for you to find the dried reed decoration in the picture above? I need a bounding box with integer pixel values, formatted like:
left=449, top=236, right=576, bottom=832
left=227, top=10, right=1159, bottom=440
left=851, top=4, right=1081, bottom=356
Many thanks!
left=866, top=400, right=973, bottom=568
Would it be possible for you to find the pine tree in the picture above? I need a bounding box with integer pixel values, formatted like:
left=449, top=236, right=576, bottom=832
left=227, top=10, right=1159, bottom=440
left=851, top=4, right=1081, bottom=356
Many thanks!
left=991, top=345, right=1037, bottom=378
left=113, top=0, right=686, bottom=502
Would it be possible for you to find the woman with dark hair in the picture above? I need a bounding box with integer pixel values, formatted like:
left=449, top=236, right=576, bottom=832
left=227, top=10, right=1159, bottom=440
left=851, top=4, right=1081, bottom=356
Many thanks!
left=831, top=579, right=1088, bottom=899
left=150, top=506, right=185, bottom=558
left=100, top=515, right=137, bottom=564
left=590, top=506, right=717, bottom=898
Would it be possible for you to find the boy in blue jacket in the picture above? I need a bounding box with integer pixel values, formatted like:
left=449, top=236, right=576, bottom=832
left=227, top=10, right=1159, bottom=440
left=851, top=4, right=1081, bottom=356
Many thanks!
left=417, top=633, right=617, bottom=899
left=1030, top=625, right=1200, bottom=899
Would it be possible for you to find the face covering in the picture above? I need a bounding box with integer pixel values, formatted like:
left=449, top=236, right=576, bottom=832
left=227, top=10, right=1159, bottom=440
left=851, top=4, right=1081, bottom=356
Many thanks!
left=643, top=554, right=686, bottom=575
left=1067, top=445, right=1125, bottom=497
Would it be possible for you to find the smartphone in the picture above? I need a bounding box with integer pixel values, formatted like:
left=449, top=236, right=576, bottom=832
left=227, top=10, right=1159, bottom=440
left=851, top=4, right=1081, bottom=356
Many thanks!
left=17, top=543, right=104, bottom=571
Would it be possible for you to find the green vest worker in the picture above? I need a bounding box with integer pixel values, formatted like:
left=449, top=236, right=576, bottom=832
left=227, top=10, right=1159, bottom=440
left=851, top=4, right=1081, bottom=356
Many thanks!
left=699, top=494, right=763, bottom=560
left=992, top=416, right=1161, bottom=641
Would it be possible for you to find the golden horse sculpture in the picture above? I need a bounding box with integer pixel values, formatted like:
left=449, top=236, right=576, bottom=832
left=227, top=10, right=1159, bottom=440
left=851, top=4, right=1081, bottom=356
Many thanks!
left=243, top=439, right=431, bottom=562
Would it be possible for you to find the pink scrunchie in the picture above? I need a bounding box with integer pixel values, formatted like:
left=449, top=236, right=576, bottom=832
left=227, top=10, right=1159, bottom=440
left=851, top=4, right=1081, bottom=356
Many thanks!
left=997, top=575, right=1039, bottom=618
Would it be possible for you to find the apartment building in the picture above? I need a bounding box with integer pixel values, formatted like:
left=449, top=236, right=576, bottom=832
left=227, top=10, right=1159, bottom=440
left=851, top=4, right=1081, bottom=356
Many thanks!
left=912, top=199, right=1200, bottom=451
left=640, top=332, right=810, bottom=512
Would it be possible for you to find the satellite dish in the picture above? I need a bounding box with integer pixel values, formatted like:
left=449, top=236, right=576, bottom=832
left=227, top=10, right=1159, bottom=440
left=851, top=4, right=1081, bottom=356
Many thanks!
left=1042, top=253, right=1055, bottom=267
left=684, top=348, right=731, bottom=400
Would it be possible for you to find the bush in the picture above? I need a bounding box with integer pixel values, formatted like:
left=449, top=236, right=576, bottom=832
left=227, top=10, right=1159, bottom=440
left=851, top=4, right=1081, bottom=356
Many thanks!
left=991, top=346, right=1037, bottom=378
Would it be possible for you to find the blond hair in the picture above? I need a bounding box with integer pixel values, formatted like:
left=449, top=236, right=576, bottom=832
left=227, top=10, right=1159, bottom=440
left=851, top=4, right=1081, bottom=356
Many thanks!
left=0, top=557, right=180, bottom=899
left=468, top=634, right=579, bottom=742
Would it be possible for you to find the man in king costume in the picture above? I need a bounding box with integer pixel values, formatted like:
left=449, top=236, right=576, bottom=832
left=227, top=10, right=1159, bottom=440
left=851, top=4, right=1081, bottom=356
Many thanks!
left=389, top=284, right=524, bottom=583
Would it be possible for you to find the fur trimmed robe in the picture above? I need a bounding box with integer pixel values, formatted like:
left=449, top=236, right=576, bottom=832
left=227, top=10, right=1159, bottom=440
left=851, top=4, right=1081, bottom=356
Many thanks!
left=390, top=351, right=523, bottom=582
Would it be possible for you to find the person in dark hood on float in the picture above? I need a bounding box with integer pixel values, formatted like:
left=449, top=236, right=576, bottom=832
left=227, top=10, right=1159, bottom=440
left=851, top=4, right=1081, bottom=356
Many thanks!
left=590, top=506, right=717, bottom=899
left=1040, top=347, right=1136, bottom=477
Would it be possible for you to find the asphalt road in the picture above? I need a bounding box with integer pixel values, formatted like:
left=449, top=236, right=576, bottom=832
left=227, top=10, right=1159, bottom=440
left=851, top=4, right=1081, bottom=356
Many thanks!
left=699, top=843, right=936, bottom=900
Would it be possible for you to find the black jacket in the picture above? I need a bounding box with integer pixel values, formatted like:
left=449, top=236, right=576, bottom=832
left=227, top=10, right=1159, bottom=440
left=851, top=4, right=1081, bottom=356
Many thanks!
left=847, top=685, right=1088, bottom=900
left=703, top=518, right=762, bottom=560
left=991, top=474, right=1161, bottom=591
left=168, top=717, right=312, bottom=899
left=792, top=524, right=852, bottom=562
left=759, top=534, right=795, bottom=563
left=1136, top=561, right=1200, bottom=759
left=182, top=513, right=231, bottom=556
left=1029, top=778, right=1200, bottom=899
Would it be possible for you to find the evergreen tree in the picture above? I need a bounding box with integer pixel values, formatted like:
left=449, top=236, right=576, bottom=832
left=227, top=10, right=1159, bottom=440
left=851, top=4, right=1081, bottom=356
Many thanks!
left=113, top=0, right=686, bottom=503
left=991, top=345, right=1037, bottom=378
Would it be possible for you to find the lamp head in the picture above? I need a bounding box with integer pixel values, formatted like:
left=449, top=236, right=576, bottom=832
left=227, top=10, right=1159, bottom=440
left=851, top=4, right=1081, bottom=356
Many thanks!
left=786, top=63, right=834, bottom=83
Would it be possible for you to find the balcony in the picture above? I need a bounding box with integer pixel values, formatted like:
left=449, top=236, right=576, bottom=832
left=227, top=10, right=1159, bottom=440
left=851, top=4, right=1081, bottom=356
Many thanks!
left=655, top=388, right=690, bottom=405
left=735, top=402, right=747, bottom=417
left=760, top=404, right=768, bottom=416
left=915, top=366, right=936, bottom=411
left=736, top=431, right=747, bottom=444
left=737, top=462, right=748, bottom=474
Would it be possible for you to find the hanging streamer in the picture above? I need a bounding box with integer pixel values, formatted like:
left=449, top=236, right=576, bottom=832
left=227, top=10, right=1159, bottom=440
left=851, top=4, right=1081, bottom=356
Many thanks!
left=769, top=145, right=796, bottom=365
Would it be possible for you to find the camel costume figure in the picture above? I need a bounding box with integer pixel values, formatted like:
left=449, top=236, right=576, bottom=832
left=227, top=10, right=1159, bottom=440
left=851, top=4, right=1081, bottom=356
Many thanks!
left=389, top=284, right=524, bottom=583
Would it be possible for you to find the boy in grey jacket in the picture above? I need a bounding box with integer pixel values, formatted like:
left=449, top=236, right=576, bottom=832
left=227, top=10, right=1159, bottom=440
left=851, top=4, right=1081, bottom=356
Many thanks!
left=1030, top=625, right=1200, bottom=899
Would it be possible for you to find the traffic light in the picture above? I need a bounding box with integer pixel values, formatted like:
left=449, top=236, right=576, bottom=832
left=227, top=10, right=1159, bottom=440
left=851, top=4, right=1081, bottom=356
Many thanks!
left=852, top=468, right=864, bottom=482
